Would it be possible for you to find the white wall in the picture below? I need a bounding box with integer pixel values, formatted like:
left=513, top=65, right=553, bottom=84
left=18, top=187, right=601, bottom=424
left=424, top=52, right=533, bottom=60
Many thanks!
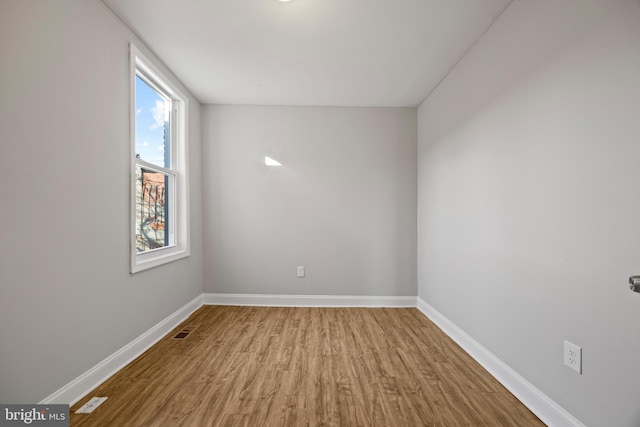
left=0, top=0, right=203, bottom=403
left=203, top=105, right=416, bottom=297
left=417, top=0, right=640, bottom=425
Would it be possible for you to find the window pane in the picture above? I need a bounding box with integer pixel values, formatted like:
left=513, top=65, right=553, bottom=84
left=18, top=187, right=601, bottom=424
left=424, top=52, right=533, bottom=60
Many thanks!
left=135, top=166, right=170, bottom=252
left=135, top=75, right=171, bottom=168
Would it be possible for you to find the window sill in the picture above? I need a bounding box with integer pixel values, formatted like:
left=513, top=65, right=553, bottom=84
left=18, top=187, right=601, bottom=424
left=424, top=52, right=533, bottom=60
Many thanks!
left=131, top=246, right=190, bottom=273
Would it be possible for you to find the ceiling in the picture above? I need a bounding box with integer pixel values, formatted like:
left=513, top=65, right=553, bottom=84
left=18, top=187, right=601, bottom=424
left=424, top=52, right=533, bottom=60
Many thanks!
left=102, top=0, right=512, bottom=107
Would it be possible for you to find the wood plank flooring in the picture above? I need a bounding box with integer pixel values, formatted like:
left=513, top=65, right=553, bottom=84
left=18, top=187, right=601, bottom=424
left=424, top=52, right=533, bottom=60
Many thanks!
left=70, top=306, right=544, bottom=426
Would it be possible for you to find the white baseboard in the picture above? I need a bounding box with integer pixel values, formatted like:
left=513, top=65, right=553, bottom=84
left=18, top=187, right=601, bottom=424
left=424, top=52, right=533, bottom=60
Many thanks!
left=416, top=297, right=585, bottom=427
left=39, top=294, right=204, bottom=406
left=203, top=293, right=417, bottom=307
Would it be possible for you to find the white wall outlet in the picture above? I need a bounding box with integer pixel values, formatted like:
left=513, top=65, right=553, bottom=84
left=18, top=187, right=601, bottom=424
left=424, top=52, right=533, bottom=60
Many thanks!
left=297, top=266, right=305, bottom=278
left=564, top=340, right=582, bottom=374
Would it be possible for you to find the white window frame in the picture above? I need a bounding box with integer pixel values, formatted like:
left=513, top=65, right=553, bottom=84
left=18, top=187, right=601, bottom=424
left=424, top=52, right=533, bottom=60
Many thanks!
left=130, top=44, right=190, bottom=273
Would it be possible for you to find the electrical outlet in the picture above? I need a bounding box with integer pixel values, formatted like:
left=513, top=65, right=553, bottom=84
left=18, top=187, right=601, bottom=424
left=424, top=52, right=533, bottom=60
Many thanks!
left=564, top=340, right=582, bottom=374
left=297, top=266, right=305, bottom=278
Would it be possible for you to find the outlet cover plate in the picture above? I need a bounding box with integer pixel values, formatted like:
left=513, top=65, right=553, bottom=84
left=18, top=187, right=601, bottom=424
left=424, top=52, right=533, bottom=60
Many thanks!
left=564, top=340, right=582, bottom=374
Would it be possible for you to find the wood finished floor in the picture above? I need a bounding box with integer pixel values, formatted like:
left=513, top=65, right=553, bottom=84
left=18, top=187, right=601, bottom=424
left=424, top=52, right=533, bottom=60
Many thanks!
left=70, top=306, right=544, bottom=426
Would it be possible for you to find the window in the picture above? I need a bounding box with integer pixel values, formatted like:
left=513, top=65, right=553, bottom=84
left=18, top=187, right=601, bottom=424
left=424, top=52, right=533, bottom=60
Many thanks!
left=130, top=44, right=189, bottom=273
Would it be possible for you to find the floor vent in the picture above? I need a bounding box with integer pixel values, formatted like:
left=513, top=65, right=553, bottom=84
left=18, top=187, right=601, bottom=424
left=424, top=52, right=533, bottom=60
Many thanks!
left=75, top=397, right=108, bottom=414
left=173, top=326, right=196, bottom=340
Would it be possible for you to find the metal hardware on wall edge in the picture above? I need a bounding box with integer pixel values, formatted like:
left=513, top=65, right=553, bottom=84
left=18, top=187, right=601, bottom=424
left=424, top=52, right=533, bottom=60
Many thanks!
left=629, top=276, right=640, bottom=293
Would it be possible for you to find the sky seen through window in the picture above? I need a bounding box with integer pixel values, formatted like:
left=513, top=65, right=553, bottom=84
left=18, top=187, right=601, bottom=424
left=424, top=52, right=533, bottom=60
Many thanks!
left=135, top=75, right=169, bottom=168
